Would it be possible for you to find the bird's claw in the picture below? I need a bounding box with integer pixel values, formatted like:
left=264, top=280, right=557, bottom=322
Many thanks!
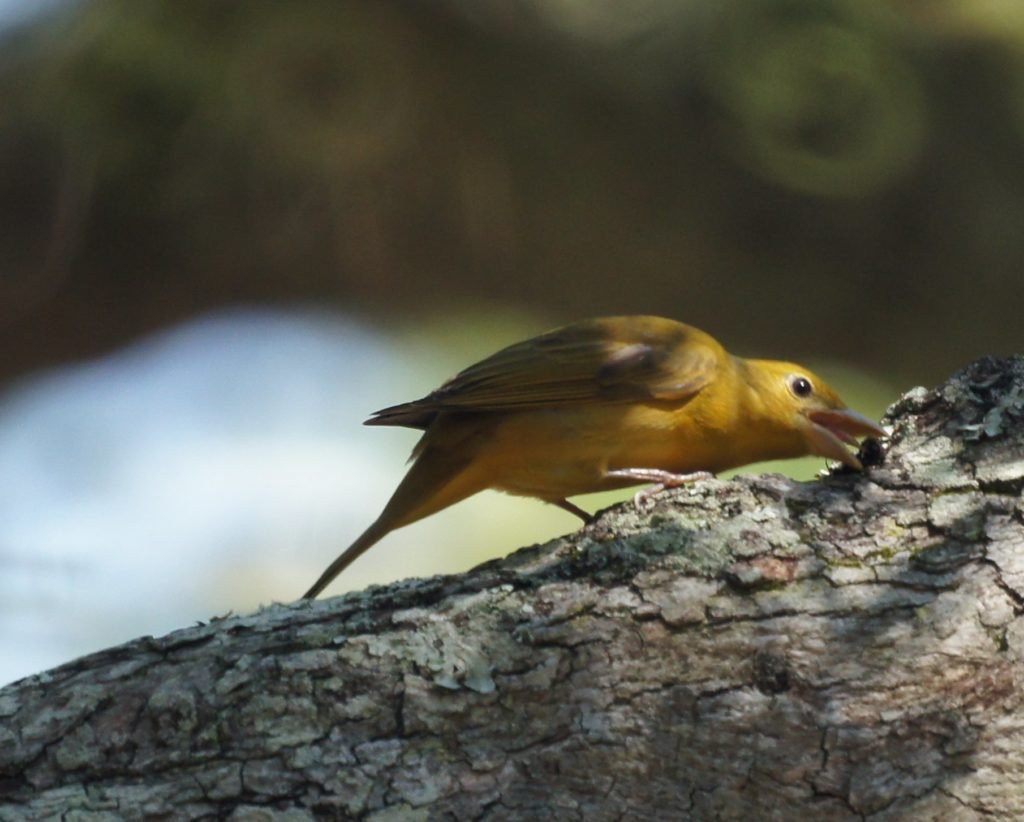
left=633, top=484, right=665, bottom=513
left=628, top=470, right=714, bottom=513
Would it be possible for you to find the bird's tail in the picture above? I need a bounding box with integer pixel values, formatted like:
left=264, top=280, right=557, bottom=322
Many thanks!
left=301, top=518, right=391, bottom=599
left=302, top=427, right=486, bottom=599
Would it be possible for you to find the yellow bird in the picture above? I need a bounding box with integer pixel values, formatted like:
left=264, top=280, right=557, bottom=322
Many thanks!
left=303, top=316, right=885, bottom=598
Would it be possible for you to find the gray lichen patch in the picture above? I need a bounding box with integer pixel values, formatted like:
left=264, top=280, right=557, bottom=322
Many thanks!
left=984, top=515, right=1024, bottom=597
left=635, top=575, right=721, bottom=627
left=974, top=441, right=1024, bottom=488
left=927, top=491, right=990, bottom=538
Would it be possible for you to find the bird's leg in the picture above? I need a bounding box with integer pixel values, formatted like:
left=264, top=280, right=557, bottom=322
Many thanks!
left=605, top=468, right=714, bottom=512
left=552, top=498, right=593, bottom=523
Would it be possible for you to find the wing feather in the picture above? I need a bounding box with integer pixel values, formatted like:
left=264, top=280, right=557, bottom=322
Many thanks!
left=366, top=316, right=723, bottom=428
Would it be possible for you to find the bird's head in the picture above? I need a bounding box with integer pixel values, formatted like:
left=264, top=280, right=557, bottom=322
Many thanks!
left=744, top=359, right=887, bottom=470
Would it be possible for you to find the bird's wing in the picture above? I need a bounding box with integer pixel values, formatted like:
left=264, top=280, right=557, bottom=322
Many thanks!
left=367, top=316, right=723, bottom=428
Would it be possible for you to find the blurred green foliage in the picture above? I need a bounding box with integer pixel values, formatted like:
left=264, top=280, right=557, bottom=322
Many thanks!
left=1, top=0, right=1023, bottom=385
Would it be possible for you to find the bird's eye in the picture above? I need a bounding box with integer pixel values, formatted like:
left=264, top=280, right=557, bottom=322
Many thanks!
left=789, top=375, right=813, bottom=398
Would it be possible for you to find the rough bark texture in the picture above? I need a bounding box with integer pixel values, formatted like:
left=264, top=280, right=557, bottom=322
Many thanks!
left=3, top=357, right=1024, bottom=820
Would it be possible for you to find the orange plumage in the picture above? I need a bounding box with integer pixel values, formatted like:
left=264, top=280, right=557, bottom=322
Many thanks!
left=303, top=316, right=885, bottom=599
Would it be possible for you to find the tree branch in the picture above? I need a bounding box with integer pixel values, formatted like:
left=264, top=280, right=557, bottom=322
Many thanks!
left=3, top=357, right=1024, bottom=819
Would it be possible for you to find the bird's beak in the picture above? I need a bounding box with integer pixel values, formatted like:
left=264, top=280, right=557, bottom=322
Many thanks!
left=805, top=408, right=887, bottom=470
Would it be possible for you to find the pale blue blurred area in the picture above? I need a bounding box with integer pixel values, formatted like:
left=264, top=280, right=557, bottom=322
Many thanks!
left=0, top=308, right=579, bottom=686
left=0, top=0, right=69, bottom=29
left=0, top=310, right=409, bottom=685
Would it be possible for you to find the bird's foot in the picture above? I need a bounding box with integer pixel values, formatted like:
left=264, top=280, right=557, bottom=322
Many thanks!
left=604, top=468, right=714, bottom=513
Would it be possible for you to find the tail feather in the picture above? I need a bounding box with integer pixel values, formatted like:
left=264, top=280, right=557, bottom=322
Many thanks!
left=301, top=519, right=390, bottom=599
left=302, top=426, right=488, bottom=599
left=364, top=401, right=437, bottom=430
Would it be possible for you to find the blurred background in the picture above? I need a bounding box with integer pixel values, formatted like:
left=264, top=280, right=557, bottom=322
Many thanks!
left=1, top=0, right=1021, bottom=685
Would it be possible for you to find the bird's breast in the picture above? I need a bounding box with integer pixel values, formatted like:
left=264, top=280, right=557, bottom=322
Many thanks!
left=473, top=401, right=737, bottom=499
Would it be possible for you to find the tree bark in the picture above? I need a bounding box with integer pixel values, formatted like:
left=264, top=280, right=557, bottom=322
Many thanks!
left=3, top=357, right=1024, bottom=820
